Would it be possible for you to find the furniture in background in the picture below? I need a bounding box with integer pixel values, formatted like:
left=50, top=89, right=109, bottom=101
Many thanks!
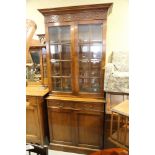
left=103, top=51, right=129, bottom=149
left=26, top=19, right=49, bottom=145
left=26, top=143, right=48, bottom=155
left=26, top=19, right=37, bottom=63
left=26, top=86, right=49, bottom=145
left=38, top=3, right=112, bottom=154
left=109, top=100, right=129, bottom=149
left=104, top=51, right=129, bottom=94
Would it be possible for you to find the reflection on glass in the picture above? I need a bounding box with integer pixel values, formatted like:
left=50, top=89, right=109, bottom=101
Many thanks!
left=26, top=49, right=41, bottom=82
left=30, top=51, right=40, bottom=64
left=49, top=27, right=59, bottom=43
left=52, top=78, right=61, bottom=91
left=90, top=69, right=100, bottom=77
left=90, top=60, right=101, bottom=77
left=90, top=78, right=100, bottom=92
left=90, top=24, right=102, bottom=41
left=51, top=61, right=60, bottom=76
left=50, top=45, right=61, bottom=59
left=62, top=78, right=71, bottom=91
left=90, top=44, right=102, bottom=59
left=79, top=78, right=90, bottom=92
left=79, top=60, right=89, bottom=77
left=62, top=44, right=70, bottom=60
left=60, top=26, right=70, bottom=43
left=90, top=60, right=101, bottom=68
left=78, top=25, right=89, bottom=42
left=49, top=26, right=70, bottom=43
left=62, top=61, right=71, bottom=76
left=79, top=45, right=89, bottom=59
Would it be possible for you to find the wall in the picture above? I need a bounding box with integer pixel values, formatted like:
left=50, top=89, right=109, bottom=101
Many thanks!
left=26, top=0, right=128, bottom=61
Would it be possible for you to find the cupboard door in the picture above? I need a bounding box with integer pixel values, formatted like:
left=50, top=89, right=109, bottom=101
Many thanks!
left=26, top=97, right=41, bottom=144
left=78, top=23, right=103, bottom=93
left=48, top=106, right=74, bottom=145
left=49, top=25, right=72, bottom=92
left=75, top=110, right=103, bottom=149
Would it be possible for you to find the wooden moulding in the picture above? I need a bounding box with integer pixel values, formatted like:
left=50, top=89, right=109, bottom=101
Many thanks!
left=46, top=95, right=105, bottom=103
left=38, top=3, right=113, bottom=16
left=38, top=3, right=113, bottom=23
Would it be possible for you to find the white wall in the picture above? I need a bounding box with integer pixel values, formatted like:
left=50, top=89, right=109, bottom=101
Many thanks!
left=26, top=0, right=128, bottom=61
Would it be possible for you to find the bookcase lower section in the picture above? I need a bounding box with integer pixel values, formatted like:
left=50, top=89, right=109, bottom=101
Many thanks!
left=46, top=96, right=105, bottom=154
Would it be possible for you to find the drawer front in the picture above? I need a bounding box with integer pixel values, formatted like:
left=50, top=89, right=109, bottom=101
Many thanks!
left=26, top=96, right=37, bottom=107
left=47, top=99, right=104, bottom=112
left=75, top=102, right=104, bottom=111
left=47, top=100, right=75, bottom=109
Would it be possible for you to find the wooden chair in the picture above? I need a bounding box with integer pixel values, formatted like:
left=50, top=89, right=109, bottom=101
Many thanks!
left=26, top=143, right=48, bottom=155
left=90, top=148, right=128, bottom=155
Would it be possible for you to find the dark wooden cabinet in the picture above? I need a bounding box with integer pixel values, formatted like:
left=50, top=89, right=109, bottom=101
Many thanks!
left=38, top=3, right=112, bottom=154
left=46, top=96, right=105, bottom=154
left=26, top=87, right=49, bottom=145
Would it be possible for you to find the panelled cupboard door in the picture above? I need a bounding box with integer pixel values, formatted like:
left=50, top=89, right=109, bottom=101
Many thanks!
left=47, top=107, right=74, bottom=146
left=75, top=110, right=103, bottom=149
left=26, top=97, right=41, bottom=144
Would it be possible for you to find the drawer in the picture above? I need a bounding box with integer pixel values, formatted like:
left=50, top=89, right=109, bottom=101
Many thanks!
left=75, top=102, right=104, bottom=111
left=47, top=100, right=75, bottom=109
left=26, top=96, right=37, bottom=107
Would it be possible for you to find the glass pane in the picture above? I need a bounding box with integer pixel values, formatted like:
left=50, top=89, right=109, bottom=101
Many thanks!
left=30, top=50, right=40, bottom=64
left=78, top=25, right=89, bottom=42
left=49, top=27, right=59, bottom=43
left=79, top=60, right=89, bottom=77
left=90, top=59, right=101, bottom=77
left=51, top=61, right=61, bottom=76
left=62, top=78, right=71, bottom=91
left=90, top=24, right=102, bottom=41
left=79, top=78, right=90, bottom=92
left=49, top=26, right=70, bottom=43
left=90, top=78, right=100, bottom=92
left=62, top=61, right=71, bottom=76
left=52, top=78, right=62, bottom=91
left=50, top=45, right=61, bottom=59
left=90, top=43, right=102, bottom=59
left=61, top=44, right=71, bottom=60
left=26, top=49, right=41, bottom=82
left=79, top=45, right=89, bottom=59
left=90, top=69, right=100, bottom=77
left=60, top=26, right=70, bottom=43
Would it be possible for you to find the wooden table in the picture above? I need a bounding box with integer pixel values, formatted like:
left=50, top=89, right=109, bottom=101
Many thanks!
left=109, top=100, right=129, bottom=149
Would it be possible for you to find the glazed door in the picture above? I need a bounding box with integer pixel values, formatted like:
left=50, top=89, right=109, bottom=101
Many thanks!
left=26, top=97, right=41, bottom=144
left=77, top=22, right=104, bottom=95
left=47, top=24, right=73, bottom=93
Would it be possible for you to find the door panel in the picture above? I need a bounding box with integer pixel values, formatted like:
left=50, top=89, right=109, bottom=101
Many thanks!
left=76, top=111, right=103, bottom=148
left=26, top=97, right=40, bottom=142
left=48, top=107, right=74, bottom=145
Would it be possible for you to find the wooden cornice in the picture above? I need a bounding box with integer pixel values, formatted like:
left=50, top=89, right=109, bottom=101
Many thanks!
left=38, top=3, right=113, bottom=16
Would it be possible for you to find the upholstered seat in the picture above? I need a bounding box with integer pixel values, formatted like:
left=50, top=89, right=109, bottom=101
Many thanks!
left=104, top=51, right=129, bottom=93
